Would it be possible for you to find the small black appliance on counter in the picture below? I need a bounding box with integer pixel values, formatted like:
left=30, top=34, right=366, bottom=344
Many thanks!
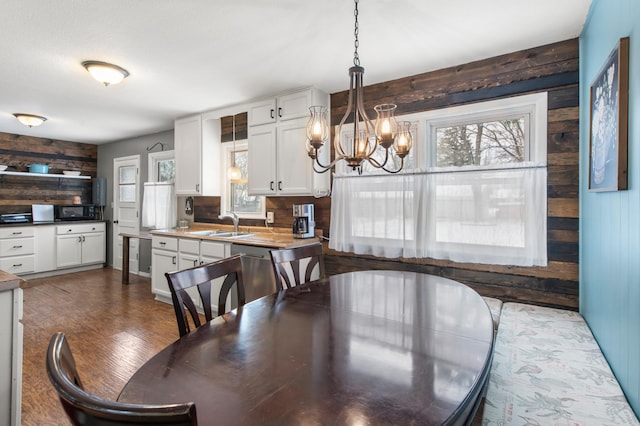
left=56, top=204, right=96, bottom=221
left=292, top=203, right=315, bottom=239
left=0, top=213, right=32, bottom=224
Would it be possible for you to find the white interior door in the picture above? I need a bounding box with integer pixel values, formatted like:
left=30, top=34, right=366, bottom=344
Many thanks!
left=113, top=155, right=140, bottom=273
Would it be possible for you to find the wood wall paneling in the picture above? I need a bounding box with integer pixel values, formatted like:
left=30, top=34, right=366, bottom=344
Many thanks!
left=325, top=38, right=580, bottom=310
left=0, top=132, right=97, bottom=215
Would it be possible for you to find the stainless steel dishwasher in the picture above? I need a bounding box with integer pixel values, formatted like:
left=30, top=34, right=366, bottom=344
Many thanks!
left=230, top=243, right=277, bottom=308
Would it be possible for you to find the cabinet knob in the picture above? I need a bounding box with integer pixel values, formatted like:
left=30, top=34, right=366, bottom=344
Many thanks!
left=278, top=107, right=282, bottom=118
left=278, top=181, right=282, bottom=191
left=172, top=256, right=176, bottom=265
left=159, top=241, right=166, bottom=246
left=270, top=181, right=274, bottom=191
left=270, top=109, right=275, bottom=119
left=13, top=245, right=22, bottom=249
left=12, top=231, right=22, bottom=235
left=114, top=220, right=119, bottom=224
left=13, top=264, right=22, bottom=267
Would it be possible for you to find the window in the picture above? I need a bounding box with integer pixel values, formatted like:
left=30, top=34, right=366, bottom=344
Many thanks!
left=330, top=93, right=548, bottom=267
left=221, top=141, right=265, bottom=219
left=148, top=150, right=175, bottom=183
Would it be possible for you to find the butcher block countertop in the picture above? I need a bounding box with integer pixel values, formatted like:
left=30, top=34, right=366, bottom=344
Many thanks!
left=0, top=270, right=23, bottom=292
left=150, top=223, right=320, bottom=249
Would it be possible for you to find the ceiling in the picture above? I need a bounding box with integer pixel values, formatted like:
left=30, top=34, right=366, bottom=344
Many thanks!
left=0, top=0, right=592, bottom=145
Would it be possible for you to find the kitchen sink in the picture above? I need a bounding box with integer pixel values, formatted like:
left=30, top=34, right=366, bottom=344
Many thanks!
left=187, top=230, right=252, bottom=238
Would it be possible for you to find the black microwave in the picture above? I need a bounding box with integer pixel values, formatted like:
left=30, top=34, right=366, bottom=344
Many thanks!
left=56, top=204, right=96, bottom=221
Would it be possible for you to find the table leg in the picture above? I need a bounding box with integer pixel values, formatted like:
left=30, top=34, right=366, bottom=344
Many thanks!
left=122, top=235, right=130, bottom=284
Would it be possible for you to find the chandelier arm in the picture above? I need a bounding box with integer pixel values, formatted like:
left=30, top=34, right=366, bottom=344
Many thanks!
left=312, top=147, right=344, bottom=172
left=334, top=69, right=357, bottom=159
left=354, top=72, right=376, bottom=159
left=366, top=148, right=391, bottom=169
left=380, top=156, right=406, bottom=174
left=314, top=155, right=344, bottom=174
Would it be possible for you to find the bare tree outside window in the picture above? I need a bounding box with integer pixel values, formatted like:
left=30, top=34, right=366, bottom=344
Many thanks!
left=436, top=118, right=525, bottom=167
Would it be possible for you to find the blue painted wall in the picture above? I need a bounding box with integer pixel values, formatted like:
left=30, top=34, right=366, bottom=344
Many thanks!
left=580, top=0, right=640, bottom=416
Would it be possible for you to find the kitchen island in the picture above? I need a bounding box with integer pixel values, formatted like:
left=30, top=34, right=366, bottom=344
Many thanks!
left=0, top=269, right=23, bottom=426
left=147, top=224, right=320, bottom=312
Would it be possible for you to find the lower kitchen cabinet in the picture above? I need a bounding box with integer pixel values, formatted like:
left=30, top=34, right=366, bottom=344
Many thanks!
left=0, top=279, right=22, bottom=426
left=0, top=227, right=35, bottom=275
left=151, top=236, right=178, bottom=302
left=151, top=235, right=231, bottom=313
left=55, top=223, right=106, bottom=269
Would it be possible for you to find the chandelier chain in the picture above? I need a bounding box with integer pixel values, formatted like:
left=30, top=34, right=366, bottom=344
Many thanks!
left=353, top=0, right=360, bottom=66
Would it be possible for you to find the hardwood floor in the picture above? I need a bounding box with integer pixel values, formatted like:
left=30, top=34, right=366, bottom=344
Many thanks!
left=21, top=267, right=180, bottom=426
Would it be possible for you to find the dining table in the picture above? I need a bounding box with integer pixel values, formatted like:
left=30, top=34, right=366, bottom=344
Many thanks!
left=118, top=270, right=495, bottom=425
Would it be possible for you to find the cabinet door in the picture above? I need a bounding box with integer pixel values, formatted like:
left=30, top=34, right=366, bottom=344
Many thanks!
left=34, top=225, right=56, bottom=273
left=151, top=249, right=178, bottom=300
left=56, top=234, right=82, bottom=268
left=81, top=232, right=105, bottom=265
left=277, top=119, right=313, bottom=195
left=248, top=125, right=277, bottom=195
left=175, top=114, right=202, bottom=195
left=277, top=90, right=313, bottom=122
left=178, top=253, right=203, bottom=308
left=199, top=255, right=230, bottom=316
left=248, top=99, right=277, bottom=126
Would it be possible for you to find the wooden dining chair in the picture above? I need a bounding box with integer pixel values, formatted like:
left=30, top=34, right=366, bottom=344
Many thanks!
left=165, top=255, right=246, bottom=337
left=46, top=332, right=197, bottom=426
left=270, top=242, right=325, bottom=291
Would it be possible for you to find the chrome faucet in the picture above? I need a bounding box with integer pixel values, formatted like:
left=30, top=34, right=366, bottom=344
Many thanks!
left=218, top=211, right=239, bottom=233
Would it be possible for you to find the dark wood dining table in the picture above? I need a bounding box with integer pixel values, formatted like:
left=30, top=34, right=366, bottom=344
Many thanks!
left=118, top=270, right=494, bottom=425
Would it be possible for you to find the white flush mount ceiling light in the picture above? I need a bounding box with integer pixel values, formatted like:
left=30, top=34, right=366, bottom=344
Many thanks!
left=306, top=0, right=412, bottom=174
left=13, top=113, right=47, bottom=127
left=82, top=61, right=129, bottom=86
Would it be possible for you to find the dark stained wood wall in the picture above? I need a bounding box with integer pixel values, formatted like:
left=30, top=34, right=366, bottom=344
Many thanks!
left=325, top=39, right=580, bottom=310
left=0, top=132, right=97, bottom=215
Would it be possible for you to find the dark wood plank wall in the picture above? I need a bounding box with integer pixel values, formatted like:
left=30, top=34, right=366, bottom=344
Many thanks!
left=0, top=132, right=97, bottom=215
left=325, top=38, right=580, bottom=310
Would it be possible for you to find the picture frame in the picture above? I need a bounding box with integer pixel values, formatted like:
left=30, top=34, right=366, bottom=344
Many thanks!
left=589, top=37, right=629, bottom=191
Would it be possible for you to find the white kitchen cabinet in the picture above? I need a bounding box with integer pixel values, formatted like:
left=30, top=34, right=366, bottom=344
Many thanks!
left=247, top=88, right=330, bottom=197
left=175, top=238, right=231, bottom=315
left=151, top=235, right=178, bottom=303
left=0, top=227, right=35, bottom=275
left=55, top=223, right=105, bottom=269
left=248, top=88, right=319, bottom=126
left=0, top=278, right=22, bottom=426
left=34, top=225, right=56, bottom=273
left=248, top=117, right=329, bottom=196
left=174, top=113, right=221, bottom=196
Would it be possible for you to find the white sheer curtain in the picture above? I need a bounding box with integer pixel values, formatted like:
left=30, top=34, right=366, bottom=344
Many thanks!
left=142, top=182, right=176, bottom=230
left=329, top=163, right=547, bottom=267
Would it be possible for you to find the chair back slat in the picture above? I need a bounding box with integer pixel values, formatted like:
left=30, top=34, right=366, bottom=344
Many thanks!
left=46, top=332, right=198, bottom=425
left=270, top=243, right=325, bottom=291
left=166, top=255, right=246, bottom=337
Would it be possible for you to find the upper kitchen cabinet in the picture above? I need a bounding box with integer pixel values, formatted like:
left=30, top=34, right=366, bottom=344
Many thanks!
left=248, top=88, right=324, bottom=126
left=174, top=113, right=221, bottom=196
left=247, top=88, right=330, bottom=197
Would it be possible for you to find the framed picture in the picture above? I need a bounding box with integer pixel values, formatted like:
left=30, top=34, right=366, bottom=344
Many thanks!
left=589, top=37, right=629, bottom=191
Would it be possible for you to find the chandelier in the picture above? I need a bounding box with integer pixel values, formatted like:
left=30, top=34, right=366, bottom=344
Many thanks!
left=306, top=0, right=412, bottom=175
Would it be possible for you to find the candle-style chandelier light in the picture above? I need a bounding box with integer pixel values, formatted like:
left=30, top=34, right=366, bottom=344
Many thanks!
left=306, top=0, right=413, bottom=174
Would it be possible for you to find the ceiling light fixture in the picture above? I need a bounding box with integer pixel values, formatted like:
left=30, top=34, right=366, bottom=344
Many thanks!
left=306, top=0, right=412, bottom=175
left=13, top=113, right=47, bottom=127
left=82, top=60, right=129, bottom=86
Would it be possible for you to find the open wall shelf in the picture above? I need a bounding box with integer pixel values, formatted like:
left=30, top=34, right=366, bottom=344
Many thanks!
left=0, top=171, right=90, bottom=180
